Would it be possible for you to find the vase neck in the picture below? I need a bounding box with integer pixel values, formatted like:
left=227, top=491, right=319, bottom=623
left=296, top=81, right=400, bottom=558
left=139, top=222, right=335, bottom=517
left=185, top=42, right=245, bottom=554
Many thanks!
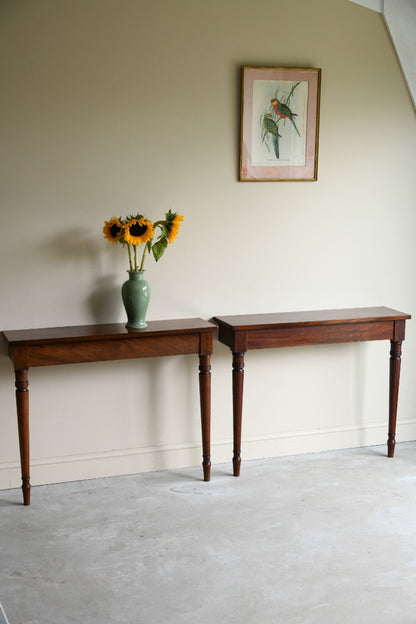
left=128, top=270, right=145, bottom=279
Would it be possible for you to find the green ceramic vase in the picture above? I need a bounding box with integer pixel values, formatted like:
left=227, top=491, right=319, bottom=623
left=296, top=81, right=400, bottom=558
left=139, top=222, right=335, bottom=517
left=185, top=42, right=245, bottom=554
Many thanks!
left=121, top=270, right=150, bottom=330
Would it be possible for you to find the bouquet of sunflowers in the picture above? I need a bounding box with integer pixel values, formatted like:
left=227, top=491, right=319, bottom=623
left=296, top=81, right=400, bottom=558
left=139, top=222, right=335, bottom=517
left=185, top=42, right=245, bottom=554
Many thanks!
left=103, top=210, right=183, bottom=272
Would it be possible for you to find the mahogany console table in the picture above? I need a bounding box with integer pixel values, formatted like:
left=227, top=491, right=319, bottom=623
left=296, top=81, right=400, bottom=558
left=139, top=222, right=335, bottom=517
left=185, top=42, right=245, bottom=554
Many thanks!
left=213, top=307, right=411, bottom=477
left=2, top=318, right=216, bottom=505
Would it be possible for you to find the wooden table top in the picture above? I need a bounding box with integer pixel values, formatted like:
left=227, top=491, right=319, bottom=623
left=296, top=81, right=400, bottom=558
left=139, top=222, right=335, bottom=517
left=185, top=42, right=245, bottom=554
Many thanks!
left=213, top=307, right=411, bottom=331
left=2, top=318, right=217, bottom=346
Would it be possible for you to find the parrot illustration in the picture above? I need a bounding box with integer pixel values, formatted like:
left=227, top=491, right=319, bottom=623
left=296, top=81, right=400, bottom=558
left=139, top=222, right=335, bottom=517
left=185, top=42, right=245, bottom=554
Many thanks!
left=271, top=98, right=300, bottom=136
left=263, top=113, right=281, bottom=159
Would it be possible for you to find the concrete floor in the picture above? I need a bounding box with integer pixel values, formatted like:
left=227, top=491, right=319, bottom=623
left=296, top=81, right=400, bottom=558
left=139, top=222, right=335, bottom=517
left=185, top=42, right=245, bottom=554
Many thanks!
left=1, top=442, right=416, bottom=624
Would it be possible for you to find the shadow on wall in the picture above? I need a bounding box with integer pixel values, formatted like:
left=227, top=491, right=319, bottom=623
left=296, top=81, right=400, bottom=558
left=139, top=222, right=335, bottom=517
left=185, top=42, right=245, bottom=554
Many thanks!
left=87, top=276, right=121, bottom=324
left=139, top=354, right=198, bottom=469
left=46, top=226, right=123, bottom=324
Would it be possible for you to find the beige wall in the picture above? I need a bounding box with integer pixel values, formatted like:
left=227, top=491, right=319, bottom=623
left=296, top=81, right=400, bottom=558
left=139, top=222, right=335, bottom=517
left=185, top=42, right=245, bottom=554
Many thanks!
left=1, top=0, right=415, bottom=490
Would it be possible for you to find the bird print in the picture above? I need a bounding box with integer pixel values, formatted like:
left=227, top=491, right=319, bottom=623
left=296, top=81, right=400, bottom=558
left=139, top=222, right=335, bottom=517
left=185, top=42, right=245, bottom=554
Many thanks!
left=271, top=98, right=300, bottom=136
left=263, top=113, right=281, bottom=159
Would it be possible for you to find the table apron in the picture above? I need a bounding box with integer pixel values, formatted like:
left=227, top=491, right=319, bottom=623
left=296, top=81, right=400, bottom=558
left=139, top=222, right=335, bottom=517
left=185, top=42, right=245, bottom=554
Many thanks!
left=11, top=334, right=203, bottom=368
left=244, top=320, right=396, bottom=350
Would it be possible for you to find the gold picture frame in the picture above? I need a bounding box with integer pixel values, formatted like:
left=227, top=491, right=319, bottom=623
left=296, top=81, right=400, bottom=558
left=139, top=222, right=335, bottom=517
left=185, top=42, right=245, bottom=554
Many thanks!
left=239, top=66, right=321, bottom=181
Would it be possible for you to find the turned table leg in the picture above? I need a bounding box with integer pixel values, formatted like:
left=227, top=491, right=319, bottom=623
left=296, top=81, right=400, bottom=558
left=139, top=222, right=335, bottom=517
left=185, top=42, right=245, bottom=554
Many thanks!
left=232, top=352, right=245, bottom=477
left=388, top=339, right=402, bottom=458
left=15, top=369, right=31, bottom=505
left=199, top=354, right=211, bottom=481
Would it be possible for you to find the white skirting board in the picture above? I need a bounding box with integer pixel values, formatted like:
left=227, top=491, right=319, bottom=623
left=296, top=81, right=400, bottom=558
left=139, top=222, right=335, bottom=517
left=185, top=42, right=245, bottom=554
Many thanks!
left=0, top=604, right=10, bottom=624
left=1, top=419, right=415, bottom=491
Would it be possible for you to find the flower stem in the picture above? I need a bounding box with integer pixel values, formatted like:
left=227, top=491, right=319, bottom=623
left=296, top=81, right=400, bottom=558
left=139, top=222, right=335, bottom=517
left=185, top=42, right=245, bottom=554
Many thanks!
left=127, top=244, right=133, bottom=271
left=134, top=245, right=138, bottom=271
left=139, top=243, right=147, bottom=271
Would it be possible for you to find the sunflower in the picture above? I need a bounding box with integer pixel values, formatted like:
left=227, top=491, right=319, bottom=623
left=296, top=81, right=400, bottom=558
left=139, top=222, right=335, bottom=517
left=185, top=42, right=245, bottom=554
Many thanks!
left=124, top=217, right=155, bottom=246
left=103, top=209, right=183, bottom=270
left=103, top=217, right=123, bottom=244
left=165, top=211, right=184, bottom=243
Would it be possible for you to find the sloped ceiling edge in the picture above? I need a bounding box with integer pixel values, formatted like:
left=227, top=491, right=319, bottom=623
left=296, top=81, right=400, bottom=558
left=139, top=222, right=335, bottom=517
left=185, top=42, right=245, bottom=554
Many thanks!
left=349, top=0, right=416, bottom=110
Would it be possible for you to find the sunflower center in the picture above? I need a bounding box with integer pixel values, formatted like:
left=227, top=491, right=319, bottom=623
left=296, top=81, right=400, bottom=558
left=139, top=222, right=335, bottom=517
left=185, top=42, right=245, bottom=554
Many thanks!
left=130, top=222, right=147, bottom=237
left=110, top=224, right=121, bottom=237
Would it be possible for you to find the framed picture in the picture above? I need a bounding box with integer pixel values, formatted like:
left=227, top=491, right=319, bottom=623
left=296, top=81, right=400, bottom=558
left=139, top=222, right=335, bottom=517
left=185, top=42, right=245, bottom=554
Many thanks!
left=239, top=66, right=321, bottom=181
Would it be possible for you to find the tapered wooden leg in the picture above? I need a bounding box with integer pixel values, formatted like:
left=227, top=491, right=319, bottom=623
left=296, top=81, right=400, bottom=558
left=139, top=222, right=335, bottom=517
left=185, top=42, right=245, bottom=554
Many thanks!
left=388, top=340, right=402, bottom=458
left=232, top=352, right=245, bottom=477
left=199, top=355, right=211, bottom=481
left=15, top=369, right=31, bottom=505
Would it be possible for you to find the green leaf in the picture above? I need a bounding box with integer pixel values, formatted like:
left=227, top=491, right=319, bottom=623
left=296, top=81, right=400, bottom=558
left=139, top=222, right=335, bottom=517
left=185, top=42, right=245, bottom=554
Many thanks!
left=152, top=237, right=168, bottom=261
left=159, top=224, right=168, bottom=238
